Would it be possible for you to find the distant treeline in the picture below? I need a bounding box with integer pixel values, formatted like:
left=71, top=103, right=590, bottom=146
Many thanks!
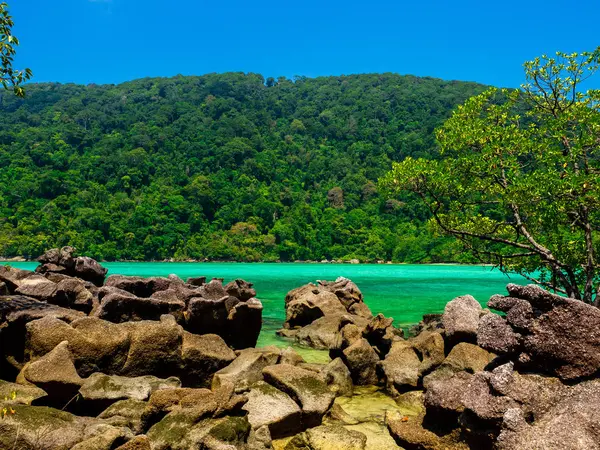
left=0, top=73, right=486, bottom=261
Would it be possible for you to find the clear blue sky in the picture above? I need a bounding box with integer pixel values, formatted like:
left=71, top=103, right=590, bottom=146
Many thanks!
left=12, top=0, right=600, bottom=88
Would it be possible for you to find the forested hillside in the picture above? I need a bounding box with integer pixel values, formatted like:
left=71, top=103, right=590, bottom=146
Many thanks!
left=0, top=73, right=487, bottom=261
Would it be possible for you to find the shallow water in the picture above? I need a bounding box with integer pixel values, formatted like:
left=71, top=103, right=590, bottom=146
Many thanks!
left=4, top=262, right=527, bottom=348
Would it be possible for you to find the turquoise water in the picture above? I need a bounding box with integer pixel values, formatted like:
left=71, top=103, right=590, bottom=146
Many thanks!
left=4, top=262, right=526, bottom=348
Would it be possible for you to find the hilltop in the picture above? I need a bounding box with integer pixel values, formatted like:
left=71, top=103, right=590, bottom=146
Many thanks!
left=0, top=73, right=486, bottom=261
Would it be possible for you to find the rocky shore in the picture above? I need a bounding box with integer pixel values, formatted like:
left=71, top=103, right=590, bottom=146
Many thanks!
left=1, top=247, right=599, bottom=449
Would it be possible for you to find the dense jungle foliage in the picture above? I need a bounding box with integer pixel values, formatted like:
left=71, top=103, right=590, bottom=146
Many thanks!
left=0, top=72, right=487, bottom=261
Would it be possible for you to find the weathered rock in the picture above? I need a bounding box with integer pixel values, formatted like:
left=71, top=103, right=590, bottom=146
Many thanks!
left=477, top=313, right=521, bottom=355
left=119, top=316, right=183, bottom=378
left=342, top=338, right=380, bottom=386
left=53, top=277, right=94, bottom=312
left=243, top=381, right=302, bottom=439
left=363, top=313, right=402, bottom=356
left=279, top=347, right=305, bottom=366
left=380, top=340, right=421, bottom=396
left=0, top=264, right=35, bottom=291
left=115, top=435, right=151, bottom=450
left=98, top=399, right=148, bottom=434
left=411, top=330, right=445, bottom=375
left=497, top=380, right=600, bottom=449
left=284, top=284, right=347, bottom=328
left=226, top=297, right=263, bottom=349
left=423, top=343, right=496, bottom=389
left=0, top=402, right=132, bottom=450
left=224, top=279, right=256, bottom=301
left=147, top=409, right=250, bottom=450
left=212, top=347, right=280, bottom=391
left=263, top=363, right=335, bottom=427
left=425, top=371, right=473, bottom=416
left=318, top=277, right=365, bottom=311
left=385, top=409, right=469, bottom=450
left=187, top=276, right=206, bottom=286
left=461, top=372, right=520, bottom=426
left=181, top=332, right=236, bottom=387
left=73, top=256, right=109, bottom=286
left=14, top=275, right=58, bottom=300
left=0, top=379, right=47, bottom=405
left=79, top=373, right=180, bottom=412
left=95, top=291, right=186, bottom=324
left=21, top=341, right=83, bottom=404
left=104, top=275, right=172, bottom=298
left=442, top=295, right=482, bottom=344
left=286, top=424, right=367, bottom=450
left=26, top=316, right=130, bottom=377
left=322, top=357, right=353, bottom=397
left=36, top=247, right=108, bottom=286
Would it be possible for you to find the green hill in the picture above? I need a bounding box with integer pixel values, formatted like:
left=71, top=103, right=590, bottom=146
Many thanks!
left=0, top=73, right=487, bottom=261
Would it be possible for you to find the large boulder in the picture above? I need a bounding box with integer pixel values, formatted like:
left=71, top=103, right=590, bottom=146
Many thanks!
left=484, top=284, right=600, bottom=381
left=285, top=424, right=367, bottom=450
left=20, top=341, right=83, bottom=405
left=180, top=332, right=237, bottom=387
left=291, top=315, right=367, bottom=350
left=380, top=340, right=421, bottom=396
left=263, top=363, right=335, bottom=427
left=284, top=284, right=347, bottom=328
left=342, top=338, right=380, bottom=385
left=95, top=290, right=186, bottom=324
left=442, top=295, right=482, bottom=344
left=14, top=275, right=58, bottom=301
left=212, top=347, right=281, bottom=391
left=243, top=381, right=302, bottom=439
left=322, top=357, right=353, bottom=397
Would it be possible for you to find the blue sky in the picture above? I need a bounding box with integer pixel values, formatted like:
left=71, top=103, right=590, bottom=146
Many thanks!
left=12, top=0, right=600, bottom=88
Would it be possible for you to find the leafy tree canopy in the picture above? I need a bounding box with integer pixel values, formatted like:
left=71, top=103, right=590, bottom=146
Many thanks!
left=381, top=49, right=600, bottom=303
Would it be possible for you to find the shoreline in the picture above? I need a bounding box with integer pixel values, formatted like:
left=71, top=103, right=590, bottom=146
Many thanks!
left=0, top=257, right=494, bottom=267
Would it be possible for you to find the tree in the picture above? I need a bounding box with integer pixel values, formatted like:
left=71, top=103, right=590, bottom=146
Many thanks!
left=381, top=49, right=600, bottom=304
left=0, top=2, right=31, bottom=97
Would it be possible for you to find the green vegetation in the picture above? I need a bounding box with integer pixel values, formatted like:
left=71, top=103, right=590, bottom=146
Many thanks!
left=0, top=2, right=32, bottom=97
left=0, top=73, right=486, bottom=262
left=382, top=49, right=600, bottom=303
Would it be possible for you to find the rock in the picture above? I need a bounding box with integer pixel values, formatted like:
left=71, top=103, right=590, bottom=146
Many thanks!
left=0, top=281, right=8, bottom=295
left=36, top=247, right=108, bottom=286
left=363, top=313, right=402, bottom=355
left=342, top=338, right=379, bottom=385
left=147, top=410, right=250, bottom=450
left=243, top=381, right=302, bottom=439
left=98, top=399, right=148, bottom=434
left=120, top=316, right=183, bottom=378
left=280, top=347, right=305, bottom=366
left=26, top=316, right=130, bottom=377
left=53, top=277, right=94, bottom=312
left=187, top=276, right=206, bottom=286
left=496, top=380, right=600, bottom=450
left=0, top=264, right=35, bottom=291
left=442, top=295, right=482, bottom=344
left=70, top=423, right=134, bottom=450
left=224, top=279, right=256, bottom=301
left=348, top=301, right=373, bottom=319
left=141, top=387, right=217, bottom=431
left=115, top=435, right=151, bottom=450
left=380, top=340, right=421, bottom=396
left=423, top=342, right=495, bottom=389
left=477, top=314, right=521, bottom=355
left=0, top=379, right=47, bottom=405
left=212, top=347, right=280, bottom=391
left=263, top=364, right=335, bottom=427
left=461, top=372, right=520, bottom=425
left=104, top=275, right=172, bottom=298
left=180, top=332, right=237, bottom=387
left=425, top=371, right=472, bottom=415
left=284, top=284, right=347, bottom=328
left=341, top=323, right=363, bottom=348
left=225, top=297, right=263, bottom=349
left=326, top=402, right=360, bottom=425
left=73, top=256, right=109, bottom=286
left=21, top=341, right=83, bottom=405
left=0, top=402, right=131, bottom=450
left=386, top=409, right=469, bottom=450
left=322, top=357, right=353, bottom=397
left=79, top=373, right=180, bottom=413
left=411, top=330, right=445, bottom=375
left=318, top=277, right=365, bottom=311
left=95, top=291, right=186, bottom=324
left=14, top=275, right=57, bottom=300
left=286, top=424, right=367, bottom=450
